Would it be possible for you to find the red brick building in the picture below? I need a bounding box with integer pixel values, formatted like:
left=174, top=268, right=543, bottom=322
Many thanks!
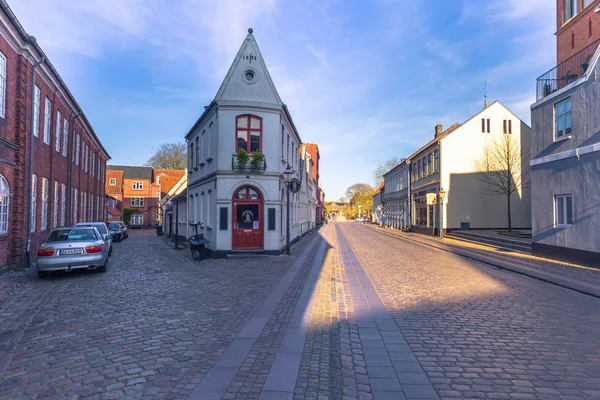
left=556, top=0, right=600, bottom=64
left=106, top=165, right=184, bottom=227
left=0, top=2, right=110, bottom=270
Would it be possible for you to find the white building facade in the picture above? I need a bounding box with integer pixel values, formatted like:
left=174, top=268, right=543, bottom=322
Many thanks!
left=185, top=29, right=304, bottom=256
left=383, top=160, right=410, bottom=229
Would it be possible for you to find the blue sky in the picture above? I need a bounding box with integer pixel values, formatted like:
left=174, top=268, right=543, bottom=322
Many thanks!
left=12, top=0, right=555, bottom=201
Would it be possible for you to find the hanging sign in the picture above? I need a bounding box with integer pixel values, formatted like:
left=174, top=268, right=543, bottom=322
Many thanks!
left=426, top=193, right=437, bottom=205
left=289, top=178, right=301, bottom=193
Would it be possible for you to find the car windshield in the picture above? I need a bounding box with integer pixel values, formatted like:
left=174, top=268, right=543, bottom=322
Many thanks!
left=47, top=229, right=98, bottom=242
left=77, top=223, right=107, bottom=234
left=108, top=222, right=120, bottom=230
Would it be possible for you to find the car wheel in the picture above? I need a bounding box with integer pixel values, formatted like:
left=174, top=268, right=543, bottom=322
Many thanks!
left=38, top=270, right=50, bottom=279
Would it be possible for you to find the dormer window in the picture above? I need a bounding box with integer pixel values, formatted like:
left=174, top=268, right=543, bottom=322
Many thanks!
left=109, top=178, right=116, bottom=186
left=132, top=181, right=143, bottom=190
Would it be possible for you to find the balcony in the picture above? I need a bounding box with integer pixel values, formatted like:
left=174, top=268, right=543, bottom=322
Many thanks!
left=231, top=154, right=267, bottom=171
left=536, top=38, right=600, bottom=100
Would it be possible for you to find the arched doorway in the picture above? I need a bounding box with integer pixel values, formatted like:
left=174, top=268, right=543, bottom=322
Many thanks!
left=232, top=186, right=263, bottom=250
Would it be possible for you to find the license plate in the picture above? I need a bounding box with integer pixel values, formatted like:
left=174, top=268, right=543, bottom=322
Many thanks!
left=59, top=248, right=83, bottom=255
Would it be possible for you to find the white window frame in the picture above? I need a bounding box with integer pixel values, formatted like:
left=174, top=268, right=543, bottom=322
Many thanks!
left=31, top=175, right=37, bottom=231
left=43, top=98, right=51, bottom=144
left=53, top=181, right=58, bottom=228
left=132, top=181, right=143, bottom=190
left=75, top=134, right=80, bottom=165
left=33, top=85, right=40, bottom=137
left=61, top=183, right=66, bottom=226
left=41, top=178, right=48, bottom=230
left=554, top=194, right=573, bottom=227
left=73, top=188, right=78, bottom=224
left=131, top=214, right=144, bottom=225
left=0, top=175, right=9, bottom=234
left=55, top=110, right=62, bottom=152
left=0, top=52, right=6, bottom=119
left=109, top=178, right=116, bottom=185
left=555, top=98, right=572, bottom=140
left=62, top=119, right=68, bottom=157
left=131, top=197, right=144, bottom=207
left=91, top=153, right=95, bottom=177
left=565, top=0, right=578, bottom=21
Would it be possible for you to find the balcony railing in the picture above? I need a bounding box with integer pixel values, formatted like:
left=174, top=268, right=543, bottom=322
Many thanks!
left=231, top=154, right=267, bottom=171
left=536, top=38, right=600, bottom=101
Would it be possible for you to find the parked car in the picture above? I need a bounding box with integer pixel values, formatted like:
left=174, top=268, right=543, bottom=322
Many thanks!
left=107, top=221, right=124, bottom=242
left=37, top=227, right=109, bottom=278
left=118, top=221, right=129, bottom=239
left=75, top=222, right=113, bottom=256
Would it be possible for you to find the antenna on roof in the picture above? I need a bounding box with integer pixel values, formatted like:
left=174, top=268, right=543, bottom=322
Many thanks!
left=483, top=81, right=488, bottom=109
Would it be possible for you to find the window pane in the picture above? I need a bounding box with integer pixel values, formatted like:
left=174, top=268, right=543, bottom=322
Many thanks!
left=237, top=131, right=248, bottom=150
left=566, top=196, right=573, bottom=224
left=250, top=118, right=260, bottom=129
left=248, top=189, right=259, bottom=199
left=250, top=132, right=260, bottom=151
left=236, top=190, right=247, bottom=199
left=557, top=102, right=564, bottom=115
left=237, top=117, right=248, bottom=128
left=556, top=197, right=564, bottom=224
left=565, top=99, right=571, bottom=111
left=565, top=113, right=572, bottom=134
left=557, top=116, right=565, bottom=137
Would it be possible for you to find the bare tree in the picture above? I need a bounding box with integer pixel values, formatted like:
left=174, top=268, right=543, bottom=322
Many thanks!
left=146, top=142, right=187, bottom=170
left=372, top=156, right=402, bottom=186
left=473, top=134, right=530, bottom=232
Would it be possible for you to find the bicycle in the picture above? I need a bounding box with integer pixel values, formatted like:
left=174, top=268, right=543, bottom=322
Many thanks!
left=188, top=221, right=209, bottom=261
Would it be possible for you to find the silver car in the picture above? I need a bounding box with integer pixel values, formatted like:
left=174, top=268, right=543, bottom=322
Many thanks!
left=75, top=222, right=113, bottom=256
left=37, top=227, right=109, bottom=278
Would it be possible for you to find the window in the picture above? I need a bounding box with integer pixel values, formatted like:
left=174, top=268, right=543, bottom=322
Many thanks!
left=418, top=159, right=422, bottom=178
left=425, top=155, right=430, bottom=175
left=287, top=134, right=290, bottom=164
left=503, top=119, right=512, bottom=134
left=91, top=153, right=95, bottom=177
left=31, top=175, right=37, bottom=231
left=554, top=195, right=573, bottom=226
left=571, top=31, right=575, bottom=49
left=206, top=191, right=211, bottom=227
left=62, top=119, right=68, bottom=157
left=195, top=137, right=199, bottom=167
left=55, top=111, right=61, bottom=152
left=219, top=207, right=228, bottom=230
left=61, top=184, right=66, bottom=226
left=75, top=134, right=80, bottom=165
left=590, top=17, right=593, bottom=38
left=109, top=178, right=116, bottom=185
left=565, top=0, right=577, bottom=21
left=85, top=144, right=88, bottom=172
left=82, top=192, right=86, bottom=222
left=555, top=98, right=572, bottom=139
left=131, top=197, right=144, bottom=207
left=434, top=150, right=439, bottom=172
left=41, top=178, right=48, bottom=230
left=236, top=115, right=262, bottom=152
left=132, top=181, right=143, bottom=190
left=0, top=52, right=6, bottom=118
left=0, top=175, right=9, bottom=234
left=73, top=188, right=78, bottom=224
left=53, top=181, right=58, bottom=228
left=189, top=142, right=194, bottom=170
left=281, top=125, right=284, bottom=159
left=33, top=85, right=40, bottom=137
left=131, top=214, right=144, bottom=225
left=156, top=210, right=159, bottom=221
left=43, top=98, right=51, bottom=144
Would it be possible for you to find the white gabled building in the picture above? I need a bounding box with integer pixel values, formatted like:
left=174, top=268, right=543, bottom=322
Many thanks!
left=184, top=29, right=305, bottom=256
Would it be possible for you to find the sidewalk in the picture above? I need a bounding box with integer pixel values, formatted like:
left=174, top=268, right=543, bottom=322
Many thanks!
left=366, top=225, right=600, bottom=298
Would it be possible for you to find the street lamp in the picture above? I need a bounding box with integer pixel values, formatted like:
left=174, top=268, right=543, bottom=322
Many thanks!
left=283, top=164, right=293, bottom=255
left=438, top=187, right=446, bottom=239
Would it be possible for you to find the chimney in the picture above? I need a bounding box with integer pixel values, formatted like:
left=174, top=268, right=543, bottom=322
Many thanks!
left=434, top=124, right=443, bottom=138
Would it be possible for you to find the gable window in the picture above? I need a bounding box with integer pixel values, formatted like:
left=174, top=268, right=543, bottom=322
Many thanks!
left=109, top=178, right=116, bottom=185
left=565, top=0, right=577, bottom=22
left=481, top=118, right=490, bottom=133
left=33, top=85, right=40, bottom=137
left=236, top=115, right=262, bottom=152
left=43, top=98, right=51, bottom=144
left=131, top=197, right=144, bottom=207
left=555, top=98, right=572, bottom=139
left=0, top=52, right=6, bottom=119
left=132, top=181, right=143, bottom=190
left=0, top=175, right=9, bottom=234
left=554, top=194, right=573, bottom=226
left=503, top=119, right=512, bottom=134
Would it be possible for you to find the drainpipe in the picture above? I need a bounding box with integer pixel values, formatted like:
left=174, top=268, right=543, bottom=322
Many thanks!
left=67, top=112, right=82, bottom=225
left=25, top=49, right=45, bottom=269
left=438, top=141, right=443, bottom=237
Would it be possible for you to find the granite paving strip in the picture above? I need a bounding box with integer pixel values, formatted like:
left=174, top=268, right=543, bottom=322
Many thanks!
left=188, top=224, right=330, bottom=400
left=335, top=225, right=439, bottom=400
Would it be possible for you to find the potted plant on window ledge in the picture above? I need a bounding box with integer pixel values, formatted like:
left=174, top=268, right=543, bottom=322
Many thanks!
left=237, top=147, right=249, bottom=168
left=251, top=150, right=265, bottom=170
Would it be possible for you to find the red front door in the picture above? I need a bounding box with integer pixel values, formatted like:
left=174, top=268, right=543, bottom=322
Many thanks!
left=232, top=187, right=263, bottom=250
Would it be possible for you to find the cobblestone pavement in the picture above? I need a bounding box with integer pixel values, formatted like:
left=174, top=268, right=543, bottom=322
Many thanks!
left=0, top=229, right=315, bottom=400
left=2, top=223, right=600, bottom=400
left=340, top=223, right=600, bottom=399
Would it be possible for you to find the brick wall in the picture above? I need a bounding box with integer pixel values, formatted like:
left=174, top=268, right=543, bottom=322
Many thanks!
left=557, top=0, right=600, bottom=64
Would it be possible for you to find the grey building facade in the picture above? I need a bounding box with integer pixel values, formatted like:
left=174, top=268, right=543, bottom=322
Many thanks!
left=383, top=160, right=410, bottom=229
left=530, top=46, right=600, bottom=267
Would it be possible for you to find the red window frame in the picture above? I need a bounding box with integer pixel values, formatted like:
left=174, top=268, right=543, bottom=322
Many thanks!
left=236, top=115, right=262, bottom=152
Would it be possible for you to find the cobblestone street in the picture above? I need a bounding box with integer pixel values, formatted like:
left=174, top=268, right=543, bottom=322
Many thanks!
left=1, top=223, right=600, bottom=400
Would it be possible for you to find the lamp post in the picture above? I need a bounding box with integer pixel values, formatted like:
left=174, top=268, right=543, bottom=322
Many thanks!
left=283, top=164, right=293, bottom=255
left=438, top=187, right=446, bottom=239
